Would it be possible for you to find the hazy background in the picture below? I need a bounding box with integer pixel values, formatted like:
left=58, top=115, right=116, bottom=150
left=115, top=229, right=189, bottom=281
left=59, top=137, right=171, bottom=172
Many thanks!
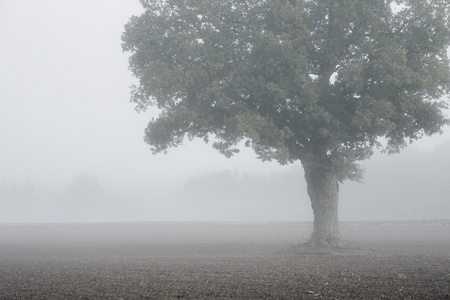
left=1, top=1, right=449, bottom=223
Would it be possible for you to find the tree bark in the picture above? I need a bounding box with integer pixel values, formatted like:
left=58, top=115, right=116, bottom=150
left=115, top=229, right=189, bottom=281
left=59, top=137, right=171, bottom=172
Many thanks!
left=303, top=158, right=342, bottom=248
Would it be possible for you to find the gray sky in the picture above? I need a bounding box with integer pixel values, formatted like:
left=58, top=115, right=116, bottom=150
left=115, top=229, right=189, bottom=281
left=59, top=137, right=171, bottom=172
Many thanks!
left=0, top=1, right=287, bottom=190
left=1, top=1, right=449, bottom=222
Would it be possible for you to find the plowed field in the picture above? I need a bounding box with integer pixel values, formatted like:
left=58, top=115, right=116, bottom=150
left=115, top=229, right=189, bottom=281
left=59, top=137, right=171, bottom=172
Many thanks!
left=1, top=221, right=449, bottom=299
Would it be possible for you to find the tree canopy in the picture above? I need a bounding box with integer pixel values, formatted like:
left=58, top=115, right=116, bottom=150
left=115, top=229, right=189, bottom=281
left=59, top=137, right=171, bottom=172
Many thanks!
left=123, top=0, right=450, bottom=182
left=123, top=0, right=450, bottom=246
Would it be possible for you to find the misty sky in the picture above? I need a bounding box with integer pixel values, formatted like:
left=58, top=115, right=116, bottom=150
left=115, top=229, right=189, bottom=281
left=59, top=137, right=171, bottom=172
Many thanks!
left=1, top=1, right=449, bottom=223
left=0, top=1, right=288, bottom=190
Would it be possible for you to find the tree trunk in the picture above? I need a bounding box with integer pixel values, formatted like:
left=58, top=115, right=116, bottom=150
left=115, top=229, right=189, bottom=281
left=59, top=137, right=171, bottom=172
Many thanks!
left=303, top=159, right=342, bottom=248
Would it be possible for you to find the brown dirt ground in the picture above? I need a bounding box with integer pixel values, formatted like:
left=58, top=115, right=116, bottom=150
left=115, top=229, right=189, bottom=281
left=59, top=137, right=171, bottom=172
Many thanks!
left=0, top=221, right=449, bottom=299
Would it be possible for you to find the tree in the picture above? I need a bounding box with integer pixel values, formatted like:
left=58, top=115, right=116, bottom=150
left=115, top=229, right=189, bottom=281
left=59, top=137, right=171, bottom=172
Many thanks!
left=122, top=0, right=450, bottom=247
left=67, top=173, right=104, bottom=201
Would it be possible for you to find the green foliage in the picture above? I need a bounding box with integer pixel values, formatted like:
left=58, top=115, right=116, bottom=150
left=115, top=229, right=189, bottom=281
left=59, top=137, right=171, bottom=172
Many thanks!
left=123, top=0, right=450, bottom=181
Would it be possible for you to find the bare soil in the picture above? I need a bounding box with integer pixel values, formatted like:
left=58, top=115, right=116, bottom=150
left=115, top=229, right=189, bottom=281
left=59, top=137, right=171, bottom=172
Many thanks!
left=0, top=221, right=449, bottom=299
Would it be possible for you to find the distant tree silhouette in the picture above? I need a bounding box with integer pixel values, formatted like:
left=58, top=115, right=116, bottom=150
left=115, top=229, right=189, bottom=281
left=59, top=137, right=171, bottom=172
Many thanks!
left=67, top=173, right=104, bottom=200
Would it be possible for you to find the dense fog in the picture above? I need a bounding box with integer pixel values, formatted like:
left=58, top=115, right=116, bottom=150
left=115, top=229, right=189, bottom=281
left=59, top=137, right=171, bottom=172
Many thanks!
left=1, top=142, right=449, bottom=223
left=1, top=1, right=449, bottom=223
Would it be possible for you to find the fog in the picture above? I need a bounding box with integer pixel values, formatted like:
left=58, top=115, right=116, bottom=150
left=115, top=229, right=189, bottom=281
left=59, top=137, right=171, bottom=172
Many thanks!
left=1, top=1, right=449, bottom=224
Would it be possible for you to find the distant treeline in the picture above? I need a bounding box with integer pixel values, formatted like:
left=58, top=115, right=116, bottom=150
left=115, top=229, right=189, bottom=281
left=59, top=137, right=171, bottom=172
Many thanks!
left=0, top=179, right=34, bottom=202
left=1, top=142, right=449, bottom=221
left=181, top=142, right=450, bottom=220
left=183, top=168, right=305, bottom=202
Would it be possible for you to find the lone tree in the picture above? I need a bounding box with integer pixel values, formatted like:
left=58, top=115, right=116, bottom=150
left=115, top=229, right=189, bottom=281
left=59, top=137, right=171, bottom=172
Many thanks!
left=122, top=0, right=450, bottom=246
